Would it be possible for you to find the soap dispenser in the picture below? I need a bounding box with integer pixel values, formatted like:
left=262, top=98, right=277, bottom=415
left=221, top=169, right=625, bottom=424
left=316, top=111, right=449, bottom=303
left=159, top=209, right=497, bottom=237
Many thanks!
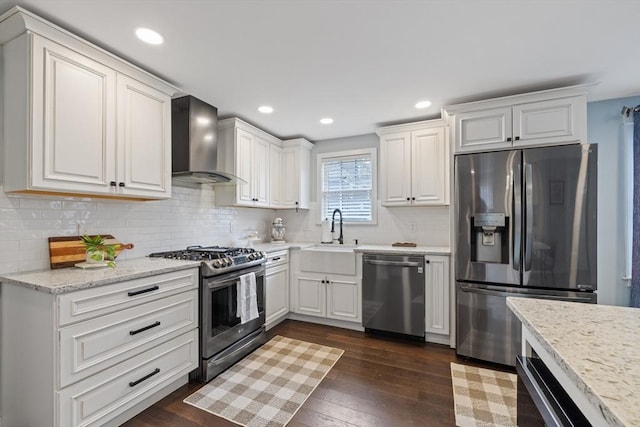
left=321, top=218, right=333, bottom=243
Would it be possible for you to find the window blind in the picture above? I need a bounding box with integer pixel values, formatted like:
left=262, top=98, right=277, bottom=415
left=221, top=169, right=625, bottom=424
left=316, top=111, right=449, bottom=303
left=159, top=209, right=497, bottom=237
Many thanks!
left=320, top=153, right=373, bottom=222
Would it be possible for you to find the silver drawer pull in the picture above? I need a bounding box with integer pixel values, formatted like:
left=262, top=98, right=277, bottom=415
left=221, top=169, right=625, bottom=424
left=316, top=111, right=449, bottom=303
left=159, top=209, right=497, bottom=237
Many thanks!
left=128, top=368, right=160, bottom=387
left=129, top=321, right=161, bottom=335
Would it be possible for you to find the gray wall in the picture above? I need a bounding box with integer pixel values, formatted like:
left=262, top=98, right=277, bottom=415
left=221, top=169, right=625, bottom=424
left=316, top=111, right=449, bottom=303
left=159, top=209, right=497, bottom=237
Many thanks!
left=587, top=95, right=640, bottom=306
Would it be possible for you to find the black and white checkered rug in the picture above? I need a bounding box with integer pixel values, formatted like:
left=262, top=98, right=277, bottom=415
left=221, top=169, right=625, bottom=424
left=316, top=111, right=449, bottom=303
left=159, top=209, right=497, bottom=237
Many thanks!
left=184, top=335, right=343, bottom=427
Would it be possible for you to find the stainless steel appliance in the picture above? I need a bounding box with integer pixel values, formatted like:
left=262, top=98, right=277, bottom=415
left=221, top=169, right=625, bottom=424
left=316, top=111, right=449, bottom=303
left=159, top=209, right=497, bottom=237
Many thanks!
left=362, top=254, right=425, bottom=338
left=516, top=353, right=590, bottom=426
left=455, top=144, right=597, bottom=366
left=171, top=95, right=244, bottom=185
left=150, top=246, right=266, bottom=382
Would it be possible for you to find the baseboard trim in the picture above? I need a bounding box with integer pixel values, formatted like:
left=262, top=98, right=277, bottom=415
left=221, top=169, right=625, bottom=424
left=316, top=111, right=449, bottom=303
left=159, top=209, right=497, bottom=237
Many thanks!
left=287, top=313, right=364, bottom=331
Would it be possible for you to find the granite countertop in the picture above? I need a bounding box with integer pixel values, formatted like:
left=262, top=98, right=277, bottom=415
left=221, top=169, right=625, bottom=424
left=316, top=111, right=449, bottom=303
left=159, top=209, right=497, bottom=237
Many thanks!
left=507, top=297, right=640, bottom=427
left=253, top=242, right=450, bottom=255
left=0, top=258, right=200, bottom=295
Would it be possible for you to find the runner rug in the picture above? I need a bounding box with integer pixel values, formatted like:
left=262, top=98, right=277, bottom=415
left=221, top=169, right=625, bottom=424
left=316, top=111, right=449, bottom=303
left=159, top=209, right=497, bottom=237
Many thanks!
left=184, top=335, right=344, bottom=427
left=450, top=362, right=517, bottom=427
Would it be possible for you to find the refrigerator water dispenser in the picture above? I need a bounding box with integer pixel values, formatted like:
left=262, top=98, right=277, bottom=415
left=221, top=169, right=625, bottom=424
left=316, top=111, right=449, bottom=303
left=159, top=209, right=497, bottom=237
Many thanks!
left=471, top=213, right=508, bottom=264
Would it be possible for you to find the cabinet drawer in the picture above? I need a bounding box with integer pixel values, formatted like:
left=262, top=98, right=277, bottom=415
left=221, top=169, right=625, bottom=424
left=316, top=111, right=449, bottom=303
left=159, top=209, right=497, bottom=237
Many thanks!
left=58, top=268, right=198, bottom=326
left=59, top=290, right=197, bottom=388
left=58, top=329, right=198, bottom=427
left=266, top=250, right=288, bottom=268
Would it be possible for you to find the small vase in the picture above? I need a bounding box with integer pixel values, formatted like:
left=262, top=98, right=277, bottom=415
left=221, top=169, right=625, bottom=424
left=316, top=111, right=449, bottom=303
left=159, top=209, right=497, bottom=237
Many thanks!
left=86, top=250, right=105, bottom=264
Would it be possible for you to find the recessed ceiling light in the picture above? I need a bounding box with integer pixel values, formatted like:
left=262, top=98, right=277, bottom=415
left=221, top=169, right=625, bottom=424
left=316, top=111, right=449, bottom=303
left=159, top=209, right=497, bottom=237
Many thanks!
left=135, top=27, right=164, bottom=45
left=258, top=106, right=274, bottom=114
left=320, top=118, right=334, bottom=125
left=415, top=100, right=432, bottom=109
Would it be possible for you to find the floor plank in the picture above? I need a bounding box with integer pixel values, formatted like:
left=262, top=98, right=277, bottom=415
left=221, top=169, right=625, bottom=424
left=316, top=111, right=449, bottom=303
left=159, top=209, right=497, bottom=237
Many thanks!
left=122, top=320, right=510, bottom=426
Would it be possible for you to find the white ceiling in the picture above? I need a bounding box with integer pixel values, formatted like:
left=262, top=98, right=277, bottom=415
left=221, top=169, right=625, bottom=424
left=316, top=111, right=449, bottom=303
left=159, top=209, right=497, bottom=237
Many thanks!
left=3, top=0, right=639, bottom=141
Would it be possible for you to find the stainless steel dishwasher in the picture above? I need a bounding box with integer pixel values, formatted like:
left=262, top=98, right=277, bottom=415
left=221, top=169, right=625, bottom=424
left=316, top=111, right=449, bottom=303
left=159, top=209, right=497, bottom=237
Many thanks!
left=362, top=253, right=425, bottom=338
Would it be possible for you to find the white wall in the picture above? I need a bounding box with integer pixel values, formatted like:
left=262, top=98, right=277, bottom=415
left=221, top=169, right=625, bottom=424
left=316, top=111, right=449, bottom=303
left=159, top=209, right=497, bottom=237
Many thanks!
left=0, top=184, right=276, bottom=275
left=278, top=133, right=451, bottom=246
left=588, top=95, right=640, bottom=306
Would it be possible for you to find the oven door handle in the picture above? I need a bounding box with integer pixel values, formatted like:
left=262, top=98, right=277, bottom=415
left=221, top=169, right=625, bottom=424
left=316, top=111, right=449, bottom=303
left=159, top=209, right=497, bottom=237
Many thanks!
left=206, top=266, right=265, bottom=289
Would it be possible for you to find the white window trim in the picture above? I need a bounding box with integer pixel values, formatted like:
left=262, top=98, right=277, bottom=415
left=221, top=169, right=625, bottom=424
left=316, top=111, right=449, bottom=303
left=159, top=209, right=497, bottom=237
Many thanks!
left=317, top=148, right=378, bottom=225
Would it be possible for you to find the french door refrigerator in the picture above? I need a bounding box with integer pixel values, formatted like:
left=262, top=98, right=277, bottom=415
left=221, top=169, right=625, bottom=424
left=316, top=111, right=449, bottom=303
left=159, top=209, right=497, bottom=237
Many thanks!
left=455, top=144, right=597, bottom=366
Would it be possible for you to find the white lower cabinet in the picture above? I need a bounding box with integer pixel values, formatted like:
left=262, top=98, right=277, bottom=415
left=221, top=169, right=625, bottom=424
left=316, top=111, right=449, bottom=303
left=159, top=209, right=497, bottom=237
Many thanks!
left=265, top=250, right=289, bottom=329
left=424, top=255, right=450, bottom=337
left=0, top=268, right=199, bottom=427
left=295, top=273, right=361, bottom=323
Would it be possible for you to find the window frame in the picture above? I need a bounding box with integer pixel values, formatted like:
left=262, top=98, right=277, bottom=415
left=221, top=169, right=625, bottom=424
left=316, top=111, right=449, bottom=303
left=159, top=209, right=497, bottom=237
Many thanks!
left=316, top=148, right=378, bottom=225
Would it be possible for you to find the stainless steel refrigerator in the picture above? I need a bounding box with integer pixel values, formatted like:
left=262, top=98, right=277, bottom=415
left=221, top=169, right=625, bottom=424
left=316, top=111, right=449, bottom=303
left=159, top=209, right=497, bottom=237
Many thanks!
left=455, top=144, right=597, bottom=366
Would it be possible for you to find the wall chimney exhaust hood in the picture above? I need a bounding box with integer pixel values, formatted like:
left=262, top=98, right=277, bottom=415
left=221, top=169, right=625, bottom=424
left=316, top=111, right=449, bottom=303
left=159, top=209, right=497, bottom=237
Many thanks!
left=171, top=95, right=245, bottom=185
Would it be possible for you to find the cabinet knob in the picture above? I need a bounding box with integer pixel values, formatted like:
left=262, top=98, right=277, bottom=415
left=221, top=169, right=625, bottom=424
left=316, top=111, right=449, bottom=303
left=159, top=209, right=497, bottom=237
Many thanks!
left=426, top=260, right=430, bottom=264
left=110, top=181, right=117, bottom=187
left=406, top=197, right=410, bottom=201
left=119, top=182, right=125, bottom=188
left=412, top=197, right=416, bottom=201
left=506, top=137, right=512, bottom=142
left=515, top=136, right=520, bottom=141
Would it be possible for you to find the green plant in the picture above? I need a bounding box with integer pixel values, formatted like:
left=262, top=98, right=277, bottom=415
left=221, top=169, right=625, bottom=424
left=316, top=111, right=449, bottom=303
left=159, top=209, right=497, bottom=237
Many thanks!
left=80, top=235, right=119, bottom=267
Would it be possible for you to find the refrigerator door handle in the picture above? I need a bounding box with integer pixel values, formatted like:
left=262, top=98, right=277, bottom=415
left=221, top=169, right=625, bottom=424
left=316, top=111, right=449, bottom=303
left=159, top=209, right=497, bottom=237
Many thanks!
left=458, top=286, right=594, bottom=302
left=513, top=164, right=522, bottom=271
left=524, top=163, right=533, bottom=271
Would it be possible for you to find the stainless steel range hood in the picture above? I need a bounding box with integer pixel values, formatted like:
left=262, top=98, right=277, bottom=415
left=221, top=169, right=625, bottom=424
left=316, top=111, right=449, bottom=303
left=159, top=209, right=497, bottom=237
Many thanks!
left=171, top=95, right=244, bottom=185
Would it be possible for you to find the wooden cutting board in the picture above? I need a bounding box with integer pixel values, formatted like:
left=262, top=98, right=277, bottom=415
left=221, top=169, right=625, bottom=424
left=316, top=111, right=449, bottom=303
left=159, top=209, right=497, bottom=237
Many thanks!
left=48, top=235, right=134, bottom=269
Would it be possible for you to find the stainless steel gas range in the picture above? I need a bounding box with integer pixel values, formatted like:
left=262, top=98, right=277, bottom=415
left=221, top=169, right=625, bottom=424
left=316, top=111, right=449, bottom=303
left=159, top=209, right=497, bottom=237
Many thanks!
left=150, top=246, right=267, bottom=382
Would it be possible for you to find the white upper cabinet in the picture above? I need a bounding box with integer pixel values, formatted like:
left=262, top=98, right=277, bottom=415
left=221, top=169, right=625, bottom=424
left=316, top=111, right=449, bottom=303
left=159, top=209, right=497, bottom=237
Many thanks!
left=0, top=7, right=178, bottom=199
left=217, top=119, right=312, bottom=209
left=279, top=138, right=312, bottom=210
left=378, top=119, right=450, bottom=206
left=217, top=118, right=278, bottom=208
left=269, top=144, right=283, bottom=208
left=444, top=85, right=591, bottom=154
left=117, top=74, right=172, bottom=198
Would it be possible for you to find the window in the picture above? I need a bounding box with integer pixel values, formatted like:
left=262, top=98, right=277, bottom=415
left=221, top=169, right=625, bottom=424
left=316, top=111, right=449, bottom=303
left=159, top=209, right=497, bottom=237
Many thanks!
left=318, top=148, right=377, bottom=224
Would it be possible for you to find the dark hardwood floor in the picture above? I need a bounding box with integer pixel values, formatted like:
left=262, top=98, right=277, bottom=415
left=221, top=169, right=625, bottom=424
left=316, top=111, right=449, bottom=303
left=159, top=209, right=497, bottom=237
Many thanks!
left=122, top=320, right=510, bottom=427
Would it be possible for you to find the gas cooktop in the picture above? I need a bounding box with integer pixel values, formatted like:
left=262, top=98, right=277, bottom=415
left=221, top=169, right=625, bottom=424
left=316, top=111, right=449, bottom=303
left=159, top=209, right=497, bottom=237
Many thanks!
left=149, top=245, right=266, bottom=276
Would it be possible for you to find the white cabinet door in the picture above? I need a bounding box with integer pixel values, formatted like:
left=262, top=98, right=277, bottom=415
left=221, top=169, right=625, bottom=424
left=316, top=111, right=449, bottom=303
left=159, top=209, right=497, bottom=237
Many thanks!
left=32, top=36, right=117, bottom=194
left=411, top=127, right=448, bottom=205
left=278, top=139, right=312, bottom=210
left=235, top=128, right=255, bottom=205
left=117, top=74, right=171, bottom=198
left=269, top=144, right=283, bottom=208
left=295, top=276, right=326, bottom=317
left=326, top=277, right=360, bottom=322
left=454, top=107, right=512, bottom=153
left=513, top=96, right=586, bottom=147
left=280, top=148, right=300, bottom=208
left=380, top=132, right=412, bottom=206
left=253, top=136, right=270, bottom=206
left=424, top=255, right=450, bottom=336
left=266, top=265, right=289, bottom=327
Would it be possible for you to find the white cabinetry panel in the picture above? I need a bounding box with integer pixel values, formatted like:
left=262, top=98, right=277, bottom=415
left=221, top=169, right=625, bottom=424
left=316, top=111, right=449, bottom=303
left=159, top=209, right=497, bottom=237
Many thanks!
left=378, top=120, right=449, bottom=206
left=117, top=74, right=171, bottom=198
left=34, top=36, right=116, bottom=192
left=424, top=255, right=450, bottom=336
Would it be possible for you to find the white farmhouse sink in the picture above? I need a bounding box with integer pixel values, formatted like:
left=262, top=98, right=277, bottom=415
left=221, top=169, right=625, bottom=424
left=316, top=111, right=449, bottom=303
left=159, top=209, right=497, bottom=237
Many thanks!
left=300, top=245, right=356, bottom=275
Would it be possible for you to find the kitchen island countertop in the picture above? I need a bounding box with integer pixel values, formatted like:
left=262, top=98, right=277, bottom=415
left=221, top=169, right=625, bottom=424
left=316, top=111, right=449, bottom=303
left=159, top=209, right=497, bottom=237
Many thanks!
left=0, top=257, right=200, bottom=294
left=507, top=297, right=640, bottom=427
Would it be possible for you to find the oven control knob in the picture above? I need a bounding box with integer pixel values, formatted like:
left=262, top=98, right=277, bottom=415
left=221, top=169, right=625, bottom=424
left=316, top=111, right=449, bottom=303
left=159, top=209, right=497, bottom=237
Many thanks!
left=224, top=257, right=233, bottom=266
left=212, top=259, right=223, bottom=268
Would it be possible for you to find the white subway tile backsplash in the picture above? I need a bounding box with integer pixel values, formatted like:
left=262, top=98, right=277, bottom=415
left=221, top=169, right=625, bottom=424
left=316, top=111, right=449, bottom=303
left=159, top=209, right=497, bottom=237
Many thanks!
left=0, top=185, right=276, bottom=273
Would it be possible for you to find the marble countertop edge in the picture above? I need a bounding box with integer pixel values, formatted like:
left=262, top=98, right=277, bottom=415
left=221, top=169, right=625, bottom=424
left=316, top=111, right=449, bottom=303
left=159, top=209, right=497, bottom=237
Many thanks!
left=507, top=297, right=639, bottom=427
